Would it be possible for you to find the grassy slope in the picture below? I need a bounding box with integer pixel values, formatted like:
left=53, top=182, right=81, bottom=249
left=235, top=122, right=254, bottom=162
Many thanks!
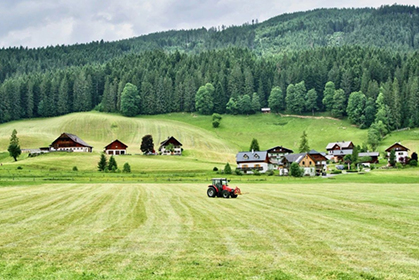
left=0, top=182, right=418, bottom=279
left=0, top=112, right=418, bottom=171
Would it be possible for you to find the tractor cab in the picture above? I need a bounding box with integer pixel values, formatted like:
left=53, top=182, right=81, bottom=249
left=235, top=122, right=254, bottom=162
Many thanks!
left=212, top=178, right=229, bottom=192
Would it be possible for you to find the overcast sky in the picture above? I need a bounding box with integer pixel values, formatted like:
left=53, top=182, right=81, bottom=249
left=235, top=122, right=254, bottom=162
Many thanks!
left=0, top=0, right=417, bottom=48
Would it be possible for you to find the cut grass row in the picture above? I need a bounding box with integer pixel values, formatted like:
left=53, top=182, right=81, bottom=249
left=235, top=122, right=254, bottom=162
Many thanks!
left=0, top=182, right=418, bottom=279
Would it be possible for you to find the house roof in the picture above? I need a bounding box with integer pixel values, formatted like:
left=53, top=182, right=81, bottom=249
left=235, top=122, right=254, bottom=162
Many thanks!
left=326, top=141, right=353, bottom=150
left=358, top=152, right=380, bottom=157
left=104, top=139, right=128, bottom=150
left=236, top=151, right=268, bottom=163
left=385, top=142, right=410, bottom=152
left=160, top=136, right=182, bottom=146
left=51, top=133, right=92, bottom=148
left=284, top=153, right=306, bottom=164
left=267, top=146, right=294, bottom=154
left=330, top=149, right=353, bottom=156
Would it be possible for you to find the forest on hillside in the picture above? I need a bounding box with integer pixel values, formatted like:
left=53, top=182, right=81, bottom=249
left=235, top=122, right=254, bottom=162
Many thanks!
left=0, top=4, right=418, bottom=149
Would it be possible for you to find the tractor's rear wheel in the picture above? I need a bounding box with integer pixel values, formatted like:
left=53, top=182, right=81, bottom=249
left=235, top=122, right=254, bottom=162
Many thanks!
left=222, top=190, right=230, bottom=198
left=207, top=187, right=216, bottom=198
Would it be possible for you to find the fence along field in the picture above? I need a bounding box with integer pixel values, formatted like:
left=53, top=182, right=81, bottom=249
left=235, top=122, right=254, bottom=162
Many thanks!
left=1, top=182, right=418, bottom=279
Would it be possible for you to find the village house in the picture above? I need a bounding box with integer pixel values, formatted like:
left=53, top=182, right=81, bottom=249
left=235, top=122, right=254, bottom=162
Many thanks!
left=159, top=136, right=183, bottom=155
left=236, top=150, right=273, bottom=174
left=266, top=146, right=294, bottom=169
left=281, top=150, right=328, bottom=176
left=385, top=142, right=410, bottom=163
left=326, top=141, right=354, bottom=162
left=50, top=133, right=93, bottom=152
left=104, top=140, right=128, bottom=155
left=358, top=151, right=380, bottom=164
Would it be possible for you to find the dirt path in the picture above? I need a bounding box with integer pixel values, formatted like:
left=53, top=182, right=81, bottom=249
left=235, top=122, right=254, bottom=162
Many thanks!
left=279, top=113, right=340, bottom=121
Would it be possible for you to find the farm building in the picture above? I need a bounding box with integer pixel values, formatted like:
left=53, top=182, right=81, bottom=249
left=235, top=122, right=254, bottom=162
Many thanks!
left=50, top=133, right=93, bottom=152
left=236, top=151, right=273, bottom=174
left=358, top=151, right=380, bottom=163
left=385, top=143, right=410, bottom=163
left=104, top=140, right=128, bottom=155
left=281, top=150, right=327, bottom=176
left=326, top=141, right=354, bottom=162
left=159, top=136, right=183, bottom=155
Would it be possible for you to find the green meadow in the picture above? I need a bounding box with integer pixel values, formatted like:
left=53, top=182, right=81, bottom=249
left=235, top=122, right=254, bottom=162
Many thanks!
left=0, top=112, right=418, bottom=279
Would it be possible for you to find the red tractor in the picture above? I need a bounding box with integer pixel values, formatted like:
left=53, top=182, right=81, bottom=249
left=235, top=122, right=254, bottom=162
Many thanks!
left=207, top=178, right=241, bottom=198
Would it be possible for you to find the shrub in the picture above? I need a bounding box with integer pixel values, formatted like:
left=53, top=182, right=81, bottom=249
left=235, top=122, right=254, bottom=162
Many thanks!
left=409, top=159, right=417, bottom=167
left=72, top=166, right=78, bottom=172
left=331, top=169, right=342, bottom=174
left=213, top=167, right=218, bottom=171
left=266, top=170, right=274, bottom=176
left=396, top=162, right=403, bottom=169
left=224, top=163, right=232, bottom=174
left=290, top=162, right=303, bottom=177
left=234, top=168, right=243, bottom=175
left=123, top=162, right=131, bottom=173
left=17, top=166, right=23, bottom=170
left=253, top=169, right=261, bottom=176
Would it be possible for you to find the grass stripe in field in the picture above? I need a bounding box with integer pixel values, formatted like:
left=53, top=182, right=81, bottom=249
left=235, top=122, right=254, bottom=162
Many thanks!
left=0, top=183, right=418, bottom=279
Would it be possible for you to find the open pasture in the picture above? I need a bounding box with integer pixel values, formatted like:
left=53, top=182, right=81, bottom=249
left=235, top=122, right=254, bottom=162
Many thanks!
left=1, top=182, right=418, bottom=279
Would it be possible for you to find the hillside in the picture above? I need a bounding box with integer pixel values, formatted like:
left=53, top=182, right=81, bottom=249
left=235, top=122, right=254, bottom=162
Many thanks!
left=1, top=112, right=418, bottom=171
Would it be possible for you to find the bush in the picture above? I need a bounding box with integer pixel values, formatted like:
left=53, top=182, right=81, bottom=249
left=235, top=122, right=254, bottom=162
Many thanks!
left=123, top=162, right=131, bottom=173
left=290, top=162, right=303, bottom=177
left=396, top=162, right=403, bottom=169
left=72, top=166, right=78, bottom=172
left=213, top=167, right=219, bottom=171
left=224, top=163, right=232, bottom=174
left=253, top=169, right=261, bottom=176
left=17, top=166, right=23, bottom=170
left=331, top=169, right=342, bottom=174
left=212, top=120, right=220, bottom=128
left=234, top=168, right=243, bottom=175
left=266, top=170, right=274, bottom=176
left=409, top=159, right=418, bottom=167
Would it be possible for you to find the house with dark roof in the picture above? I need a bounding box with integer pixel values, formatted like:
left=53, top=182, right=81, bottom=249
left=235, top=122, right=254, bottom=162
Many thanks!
left=50, top=133, right=93, bottom=152
left=385, top=142, right=410, bottom=163
left=358, top=151, right=380, bottom=164
left=281, top=150, right=327, bottom=176
left=326, top=141, right=354, bottom=162
left=159, top=136, right=182, bottom=155
left=104, top=140, right=128, bottom=155
left=236, top=151, right=273, bottom=174
left=267, top=146, right=294, bottom=168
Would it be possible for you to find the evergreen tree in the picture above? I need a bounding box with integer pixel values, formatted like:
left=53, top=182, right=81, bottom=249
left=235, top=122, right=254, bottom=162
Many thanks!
left=331, top=89, right=346, bottom=118
left=123, top=162, right=131, bottom=173
left=249, top=138, right=260, bottom=151
left=286, top=81, right=305, bottom=114
left=237, top=94, right=252, bottom=114
left=299, top=130, right=310, bottom=153
left=290, top=162, right=303, bottom=177
left=108, top=155, right=118, bottom=172
left=98, top=153, right=108, bottom=171
left=251, top=92, right=261, bottom=113
left=224, top=162, right=232, bottom=174
left=8, top=129, right=21, bottom=161
left=389, top=149, right=396, bottom=166
left=305, top=88, right=318, bottom=115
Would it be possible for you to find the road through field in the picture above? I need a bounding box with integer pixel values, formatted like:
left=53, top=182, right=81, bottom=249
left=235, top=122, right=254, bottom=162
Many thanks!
left=0, top=183, right=418, bottom=279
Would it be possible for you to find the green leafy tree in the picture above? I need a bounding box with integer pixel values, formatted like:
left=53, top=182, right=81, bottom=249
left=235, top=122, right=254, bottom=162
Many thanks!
left=298, top=130, right=310, bottom=153
left=268, top=86, right=284, bottom=113
left=290, top=162, right=303, bottom=177
left=322, top=81, right=335, bottom=111
left=108, top=155, right=118, bottom=172
left=120, top=83, right=140, bottom=117
left=224, top=162, right=232, bottom=174
left=195, top=83, right=214, bottom=115
left=346, top=91, right=366, bottom=125
left=140, top=134, right=154, bottom=154
left=286, top=82, right=305, bottom=114
left=237, top=94, right=252, bottom=114
left=226, top=97, right=238, bottom=115
left=98, top=153, right=107, bottom=171
left=8, top=129, right=21, bottom=161
left=212, top=113, right=222, bottom=128
left=367, top=126, right=380, bottom=151
left=123, top=162, right=131, bottom=173
left=351, top=145, right=359, bottom=165
left=249, top=138, right=260, bottom=151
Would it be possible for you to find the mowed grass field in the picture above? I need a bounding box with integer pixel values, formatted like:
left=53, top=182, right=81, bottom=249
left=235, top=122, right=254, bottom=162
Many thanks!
left=1, top=182, right=418, bottom=279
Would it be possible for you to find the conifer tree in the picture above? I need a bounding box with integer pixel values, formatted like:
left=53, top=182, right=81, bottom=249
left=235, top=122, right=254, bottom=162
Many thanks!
left=8, top=129, right=21, bottom=161
left=299, top=130, right=310, bottom=153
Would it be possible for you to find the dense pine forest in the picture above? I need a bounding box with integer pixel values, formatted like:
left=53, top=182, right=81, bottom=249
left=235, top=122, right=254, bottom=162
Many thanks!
left=1, top=4, right=419, bottom=144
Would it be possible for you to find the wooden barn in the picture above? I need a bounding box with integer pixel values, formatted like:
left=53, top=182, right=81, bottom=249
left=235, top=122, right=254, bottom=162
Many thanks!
left=50, top=133, right=93, bottom=152
left=104, top=140, right=128, bottom=155
left=159, top=136, right=183, bottom=155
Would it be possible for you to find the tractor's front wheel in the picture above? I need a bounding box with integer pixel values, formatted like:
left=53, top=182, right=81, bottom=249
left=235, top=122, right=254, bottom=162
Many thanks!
left=230, top=194, right=238, bottom=198
left=222, top=190, right=230, bottom=198
left=207, top=187, right=216, bottom=198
